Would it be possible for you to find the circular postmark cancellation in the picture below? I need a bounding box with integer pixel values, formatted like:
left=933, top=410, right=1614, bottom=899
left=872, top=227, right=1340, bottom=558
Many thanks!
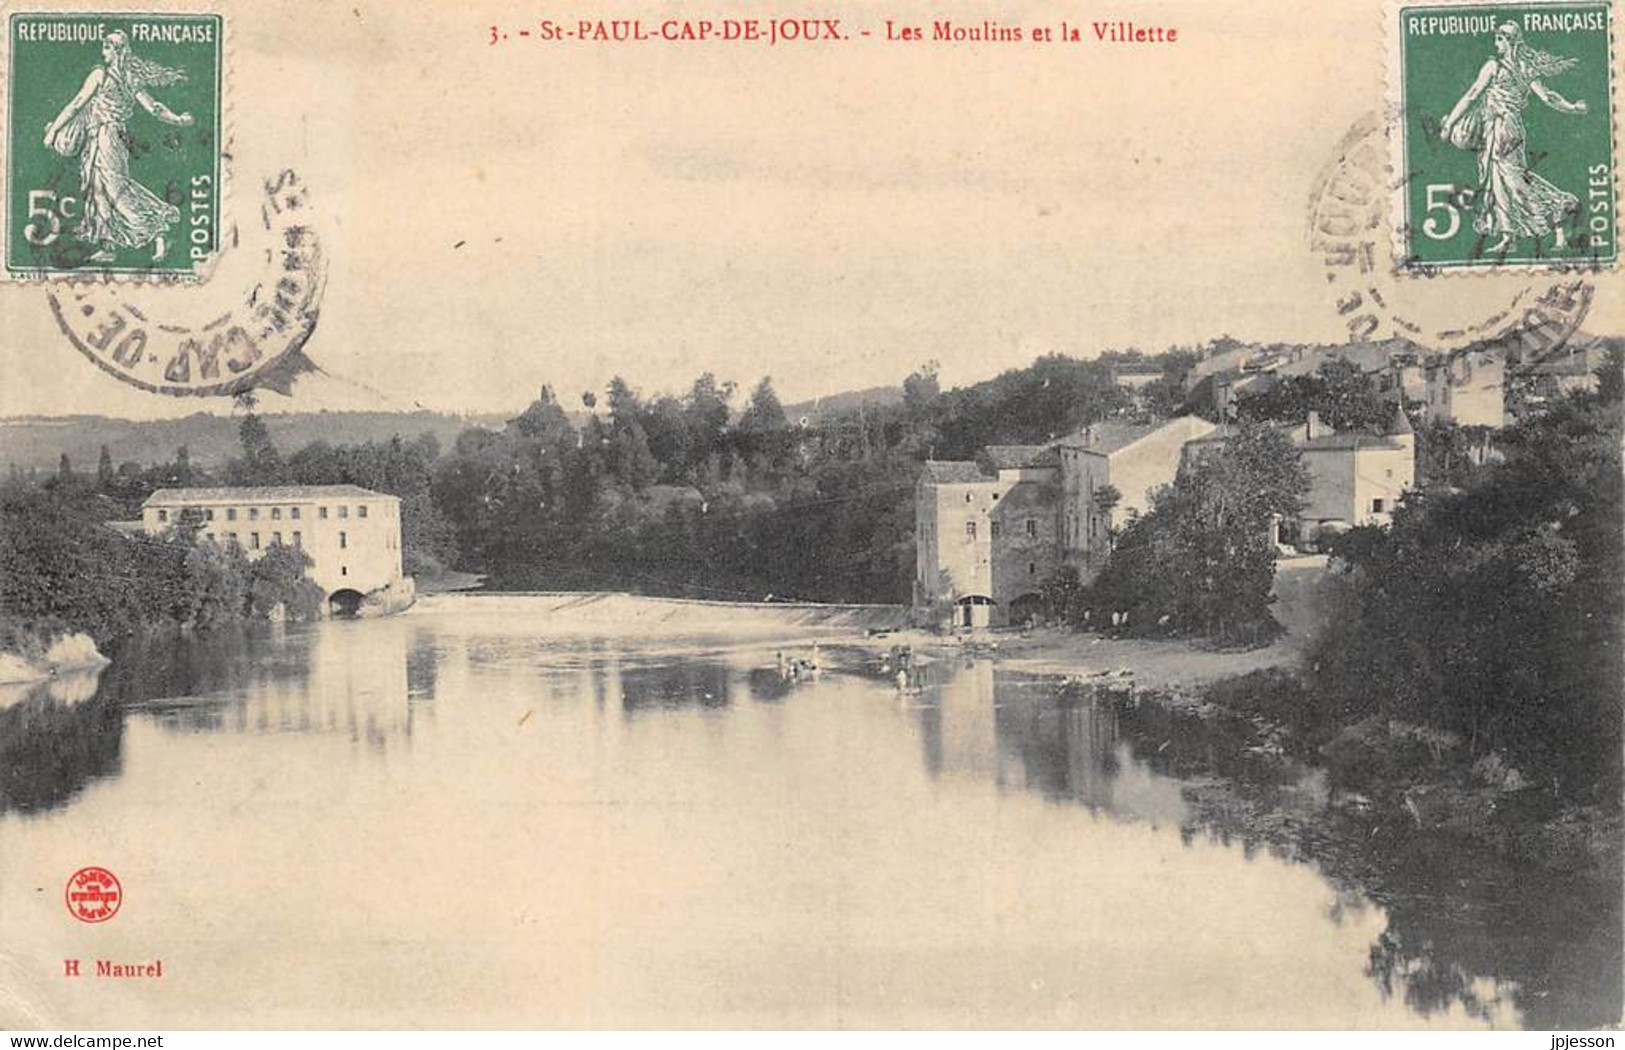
left=46, top=168, right=325, bottom=396
left=65, top=865, right=122, bottom=923
left=1310, top=112, right=1592, bottom=360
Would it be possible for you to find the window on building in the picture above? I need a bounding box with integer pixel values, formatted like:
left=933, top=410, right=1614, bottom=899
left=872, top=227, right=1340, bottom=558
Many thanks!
left=339, top=506, right=349, bottom=519
left=964, top=494, right=972, bottom=504
left=251, top=532, right=260, bottom=550
left=319, top=506, right=329, bottom=520
left=205, top=509, right=215, bottom=521
left=1025, top=518, right=1037, bottom=538
left=271, top=507, right=282, bottom=520
left=1372, top=498, right=1385, bottom=513
left=964, top=521, right=976, bottom=539
left=991, top=521, right=1002, bottom=539
left=248, top=508, right=259, bottom=521
left=227, top=533, right=238, bottom=546
left=341, top=566, right=348, bottom=577
left=290, top=507, right=300, bottom=520
left=358, top=505, right=368, bottom=519
left=227, top=508, right=237, bottom=521
left=292, top=531, right=302, bottom=548
left=340, top=531, right=348, bottom=549
left=157, top=509, right=168, bottom=523
left=273, top=531, right=283, bottom=546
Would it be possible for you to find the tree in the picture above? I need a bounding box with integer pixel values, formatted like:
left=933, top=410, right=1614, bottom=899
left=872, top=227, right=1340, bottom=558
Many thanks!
left=96, top=445, right=114, bottom=490
left=739, top=377, right=788, bottom=433
left=57, top=454, right=72, bottom=481
left=229, top=412, right=285, bottom=486
left=903, top=361, right=941, bottom=416
left=1315, top=386, right=1623, bottom=804
left=1092, top=484, right=1122, bottom=521
left=1086, top=423, right=1308, bottom=643
left=683, top=373, right=736, bottom=476
left=1237, top=357, right=1395, bottom=434
left=1415, top=420, right=1494, bottom=489
left=510, top=386, right=575, bottom=444
left=246, top=541, right=323, bottom=621
left=1595, top=338, right=1624, bottom=403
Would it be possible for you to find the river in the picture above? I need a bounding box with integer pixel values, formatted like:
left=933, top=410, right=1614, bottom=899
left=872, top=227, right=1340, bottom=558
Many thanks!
left=0, top=597, right=1617, bottom=1028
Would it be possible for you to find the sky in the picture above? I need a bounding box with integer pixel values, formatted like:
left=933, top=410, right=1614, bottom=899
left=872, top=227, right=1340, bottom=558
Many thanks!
left=0, top=0, right=1618, bottom=421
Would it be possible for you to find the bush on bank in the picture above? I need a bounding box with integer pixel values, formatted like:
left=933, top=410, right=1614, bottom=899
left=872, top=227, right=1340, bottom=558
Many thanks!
left=0, top=481, right=324, bottom=650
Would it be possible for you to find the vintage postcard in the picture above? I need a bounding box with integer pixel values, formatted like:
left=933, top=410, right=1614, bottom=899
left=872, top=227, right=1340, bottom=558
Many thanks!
left=0, top=0, right=1621, bottom=1035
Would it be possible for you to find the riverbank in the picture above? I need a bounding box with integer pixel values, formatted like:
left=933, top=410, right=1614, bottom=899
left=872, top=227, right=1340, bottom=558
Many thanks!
left=838, top=555, right=1332, bottom=690
left=0, top=628, right=108, bottom=690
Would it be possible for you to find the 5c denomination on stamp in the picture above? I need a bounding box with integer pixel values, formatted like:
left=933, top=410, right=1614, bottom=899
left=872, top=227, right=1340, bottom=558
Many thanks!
left=1393, top=1, right=1616, bottom=271
left=5, top=12, right=223, bottom=280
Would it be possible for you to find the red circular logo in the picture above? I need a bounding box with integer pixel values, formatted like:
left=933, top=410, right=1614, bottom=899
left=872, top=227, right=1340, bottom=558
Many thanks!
left=65, top=867, right=122, bottom=924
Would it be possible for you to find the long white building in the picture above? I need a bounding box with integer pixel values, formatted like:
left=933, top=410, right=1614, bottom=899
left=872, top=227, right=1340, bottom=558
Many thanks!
left=141, top=485, right=405, bottom=612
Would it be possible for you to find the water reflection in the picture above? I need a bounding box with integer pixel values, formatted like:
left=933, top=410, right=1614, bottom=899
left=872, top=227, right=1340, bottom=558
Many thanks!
left=0, top=671, right=120, bottom=817
left=1107, top=686, right=1623, bottom=1030
left=0, top=613, right=1615, bottom=1029
left=618, top=660, right=732, bottom=715
left=914, top=664, right=1186, bottom=825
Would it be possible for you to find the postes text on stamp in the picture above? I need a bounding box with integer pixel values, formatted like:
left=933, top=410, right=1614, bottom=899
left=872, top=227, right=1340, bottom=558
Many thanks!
left=6, top=12, right=222, bottom=280
left=1394, top=2, right=1615, bottom=270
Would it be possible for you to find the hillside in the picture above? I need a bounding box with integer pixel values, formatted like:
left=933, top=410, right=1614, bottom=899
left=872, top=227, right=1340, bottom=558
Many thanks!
left=782, top=385, right=903, bottom=425
left=0, top=410, right=511, bottom=473
left=0, top=392, right=912, bottom=475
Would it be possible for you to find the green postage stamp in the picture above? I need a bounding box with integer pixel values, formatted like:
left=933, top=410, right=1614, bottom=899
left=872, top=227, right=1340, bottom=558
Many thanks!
left=5, top=12, right=222, bottom=279
left=1394, top=1, right=1616, bottom=270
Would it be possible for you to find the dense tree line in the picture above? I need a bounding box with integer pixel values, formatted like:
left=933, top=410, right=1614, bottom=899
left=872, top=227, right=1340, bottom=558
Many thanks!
left=1311, top=385, right=1623, bottom=805
left=417, top=349, right=1201, bottom=601
left=0, top=479, right=323, bottom=650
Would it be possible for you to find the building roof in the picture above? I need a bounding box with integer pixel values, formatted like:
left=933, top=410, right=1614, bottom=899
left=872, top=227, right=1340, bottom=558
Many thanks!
left=1060, top=416, right=1216, bottom=457
left=1299, top=433, right=1406, bottom=452
left=1058, top=421, right=1161, bottom=455
left=1520, top=353, right=1594, bottom=377
left=920, top=461, right=991, bottom=484
left=980, top=445, right=1060, bottom=470
left=144, top=484, right=395, bottom=506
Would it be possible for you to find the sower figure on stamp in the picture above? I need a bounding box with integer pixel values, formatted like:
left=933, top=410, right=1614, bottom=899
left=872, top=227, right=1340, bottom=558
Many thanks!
left=41, top=30, right=194, bottom=264
left=1440, top=22, right=1588, bottom=255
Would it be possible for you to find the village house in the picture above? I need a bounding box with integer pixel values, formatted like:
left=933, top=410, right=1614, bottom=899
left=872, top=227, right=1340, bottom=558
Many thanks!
left=1511, top=336, right=1606, bottom=414
left=914, top=416, right=1214, bottom=628
left=1183, top=406, right=1415, bottom=545
left=914, top=446, right=1061, bottom=628
left=915, top=403, right=1417, bottom=627
left=1421, top=348, right=1505, bottom=428
left=1293, top=406, right=1415, bottom=540
left=1056, top=416, right=1218, bottom=575
left=141, top=485, right=408, bottom=615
